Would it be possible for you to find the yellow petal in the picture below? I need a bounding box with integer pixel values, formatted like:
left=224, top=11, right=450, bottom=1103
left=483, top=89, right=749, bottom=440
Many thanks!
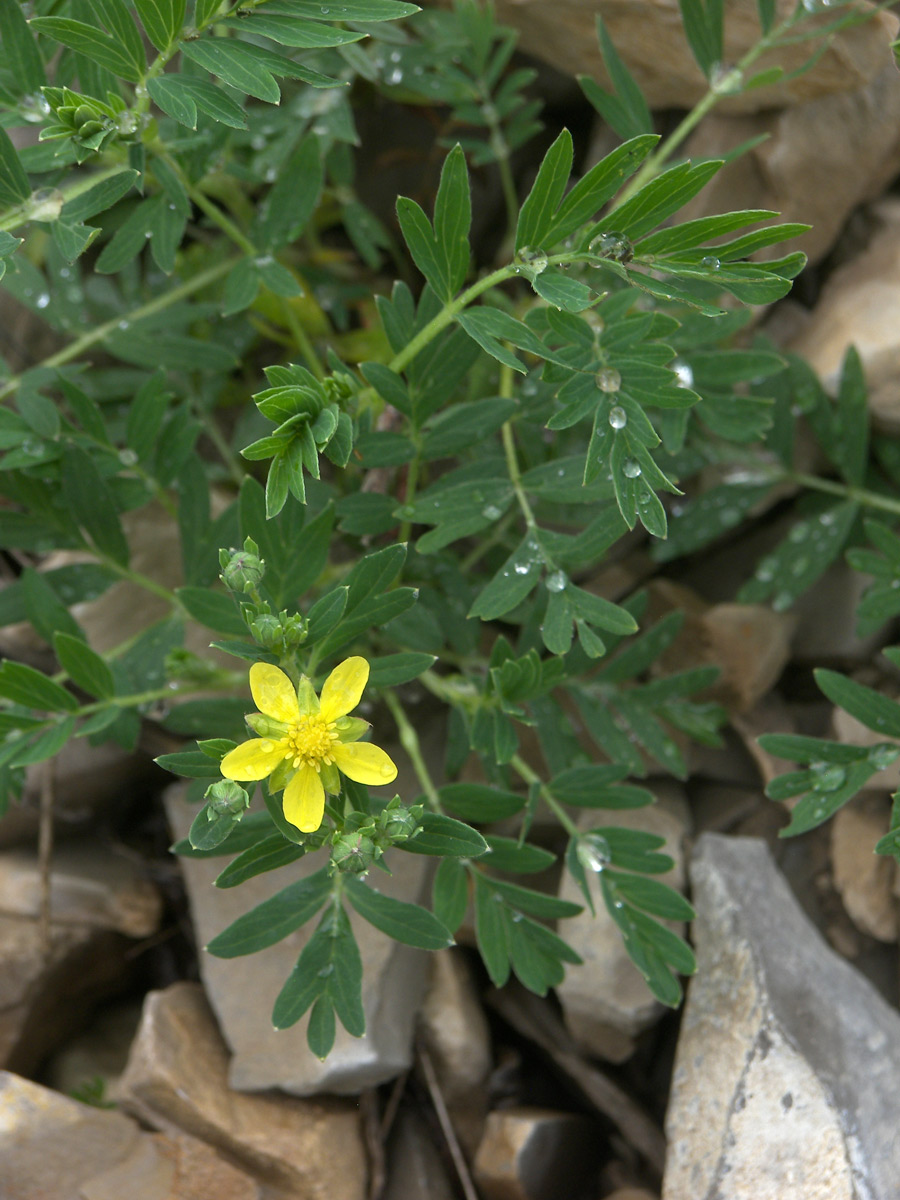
left=333, top=741, right=398, bottom=786
left=282, top=764, right=325, bottom=832
left=319, top=656, right=369, bottom=722
left=249, top=662, right=300, bottom=724
left=220, top=738, right=286, bottom=781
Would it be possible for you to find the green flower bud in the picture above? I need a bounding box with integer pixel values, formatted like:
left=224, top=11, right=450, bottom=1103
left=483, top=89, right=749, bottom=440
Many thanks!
left=331, top=830, right=377, bottom=874
left=222, top=548, right=265, bottom=594
left=205, top=779, right=250, bottom=818
left=379, top=804, right=419, bottom=842
left=249, top=614, right=285, bottom=653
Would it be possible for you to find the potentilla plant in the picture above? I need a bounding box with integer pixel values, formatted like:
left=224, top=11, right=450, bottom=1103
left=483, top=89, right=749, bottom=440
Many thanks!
left=0, top=0, right=897, bottom=1057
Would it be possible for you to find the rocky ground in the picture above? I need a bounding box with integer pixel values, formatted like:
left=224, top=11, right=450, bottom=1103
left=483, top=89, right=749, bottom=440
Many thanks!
left=5, top=2, right=900, bottom=1198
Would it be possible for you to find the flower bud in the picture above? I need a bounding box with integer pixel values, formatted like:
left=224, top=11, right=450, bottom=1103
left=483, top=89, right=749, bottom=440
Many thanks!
left=249, top=614, right=285, bottom=653
left=331, top=830, right=377, bottom=874
left=379, top=804, right=419, bottom=842
left=222, top=548, right=265, bottom=594
left=205, top=779, right=250, bottom=818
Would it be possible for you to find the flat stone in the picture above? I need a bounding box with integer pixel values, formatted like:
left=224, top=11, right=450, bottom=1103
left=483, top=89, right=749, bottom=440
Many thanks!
left=119, top=981, right=367, bottom=1200
left=790, top=198, right=900, bottom=427
left=0, top=838, right=161, bottom=937
left=0, top=1070, right=261, bottom=1200
left=482, top=0, right=897, bottom=113
left=473, top=1106, right=600, bottom=1200
left=663, top=834, right=900, bottom=1200
left=831, top=795, right=898, bottom=943
left=0, top=916, right=136, bottom=1075
left=166, top=781, right=433, bottom=1095
left=556, top=786, right=690, bottom=1060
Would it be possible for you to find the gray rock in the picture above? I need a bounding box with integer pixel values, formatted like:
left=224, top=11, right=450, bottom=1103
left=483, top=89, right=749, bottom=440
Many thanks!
left=663, top=834, right=900, bottom=1200
left=166, top=785, right=433, bottom=1095
left=383, top=1107, right=457, bottom=1200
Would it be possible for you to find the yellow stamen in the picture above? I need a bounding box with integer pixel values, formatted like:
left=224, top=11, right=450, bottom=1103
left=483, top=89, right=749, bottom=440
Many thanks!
left=279, top=714, right=340, bottom=772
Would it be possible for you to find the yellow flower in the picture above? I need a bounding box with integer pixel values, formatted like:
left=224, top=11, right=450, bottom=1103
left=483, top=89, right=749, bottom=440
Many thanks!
left=219, top=658, right=398, bottom=834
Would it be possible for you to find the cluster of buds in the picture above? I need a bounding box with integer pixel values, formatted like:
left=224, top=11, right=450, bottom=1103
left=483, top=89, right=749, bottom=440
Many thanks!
left=220, top=539, right=308, bottom=655
left=330, top=798, right=423, bottom=874
left=40, top=87, right=140, bottom=158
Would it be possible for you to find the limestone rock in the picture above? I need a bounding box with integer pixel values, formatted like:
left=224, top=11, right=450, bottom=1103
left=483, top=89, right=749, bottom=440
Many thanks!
left=663, top=834, right=900, bottom=1200
left=118, top=981, right=367, bottom=1200
left=0, top=1070, right=261, bottom=1200
left=418, top=948, right=492, bottom=1153
left=790, top=198, right=900, bottom=426
left=680, top=66, right=900, bottom=265
left=166, top=783, right=433, bottom=1096
left=473, top=1106, right=600, bottom=1200
left=556, top=786, right=690, bottom=1061
left=660, top=601, right=795, bottom=713
left=0, top=838, right=161, bottom=936
left=480, top=0, right=897, bottom=114
left=0, top=916, right=138, bottom=1075
left=830, top=795, right=898, bottom=942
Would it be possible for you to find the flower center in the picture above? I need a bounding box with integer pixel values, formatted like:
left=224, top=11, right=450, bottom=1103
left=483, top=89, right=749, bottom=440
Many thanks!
left=283, top=713, right=339, bottom=772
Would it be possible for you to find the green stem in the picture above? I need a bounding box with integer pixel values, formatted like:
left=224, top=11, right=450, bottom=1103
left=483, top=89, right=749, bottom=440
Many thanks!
left=0, top=256, right=237, bottom=402
left=787, top=471, right=900, bottom=519
left=162, top=153, right=325, bottom=379
left=509, top=753, right=578, bottom=838
left=396, top=450, right=421, bottom=545
left=500, top=364, right=537, bottom=533
left=382, top=688, right=442, bottom=812
left=388, top=264, right=516, bottom=377
left=612, top=8, right=804, bottom=209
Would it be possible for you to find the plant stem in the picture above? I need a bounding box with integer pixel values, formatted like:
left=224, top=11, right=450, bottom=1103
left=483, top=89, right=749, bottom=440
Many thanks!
left=612, top=8, right=804, bottom=209
left=159, top=152, right=326, bottom=379
left=0, top=257, right=237, bottom=402
left=499, top=362, right=537, bottom=532
left=509, top=752, right=579, bottom=838
left=382, top=688, right=442, bottom=812
left=787, top=471, right=900, bottom=519
left=388, top=264, right=517, bottom=377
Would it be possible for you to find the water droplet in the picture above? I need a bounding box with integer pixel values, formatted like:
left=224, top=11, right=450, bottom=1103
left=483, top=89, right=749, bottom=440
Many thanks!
left=250, top=135, right=266, bottom=150
left=608, top=406, right=627, bottom=429
left=672, top=359, right=694, bottom=389
left=709, top=63, right=743, bottom=94
left=117, top=319, right=130, bottom=331
left=318, top=963, right=334, bottom=977
left=819, top=511, right=836, bottom=526
left=482, top=505, right=502, bottom=521
left=583, top=310, right=604, bottom=335
left=588, top=231, right=633, bottom=262
left=518, top=246, right=548, bottom=274
left=261, top=740, right=274, bottom=753
left=700, top=255, right=720, bottom=270
left=623, top=459, right=641, bottom=479
left=35, top=293, right=50, bottom=309
left=388, top=68, right=404, bottom=84
left=868, top=744, right=898, bottom=770
left=29, top=187, right=64, bottom=222
left=575, top=831, right=611, bottom=872
left=514, top=562, right=531, bottom=575
left=791, top=556, right=809, bottom=577
left=546, top=570, right=567, bottom=593
left=22, top=439, right=45, bottom=457
left=596, top=367, right=621, bottom=394
left=789, top=524, right=808, bottom=543
left=772, top=591, right=793, bottom=611
left=811, top=762, right=845, bottom=792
